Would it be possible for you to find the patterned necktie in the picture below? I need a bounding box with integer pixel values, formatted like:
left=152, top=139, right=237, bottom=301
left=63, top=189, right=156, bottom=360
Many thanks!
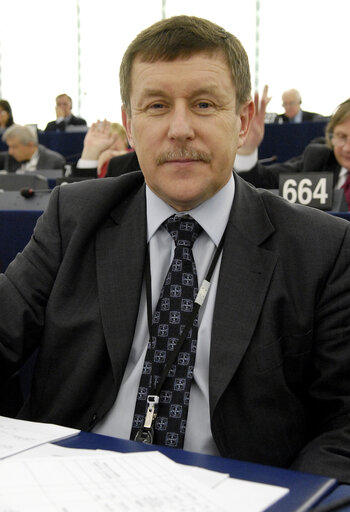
left=341, top=172, right=350, bottom=211
left=131, top=214, right=203, bottom=448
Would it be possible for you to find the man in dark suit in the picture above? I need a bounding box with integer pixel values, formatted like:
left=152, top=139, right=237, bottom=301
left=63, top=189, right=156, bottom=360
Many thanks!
left=0, top=124, right=65, bottom=172
left=1, top=16, right=350, bottom=483
left=44, top=93, right=87, bottom=132
left=272, top=88, right=325, bottom=124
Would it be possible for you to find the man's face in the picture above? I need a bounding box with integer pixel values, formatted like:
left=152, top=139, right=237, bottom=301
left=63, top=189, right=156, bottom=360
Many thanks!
left=6, top=137, right=35, bottom=162
left=282, top=92, right=301, bottom=119
left=333, top=116, right=350, bottom=171
left=123, top=52, right=253, bottom=211
left=0, top=108, right=9, bottom=127
left=56, top=95, right=72, bottom=117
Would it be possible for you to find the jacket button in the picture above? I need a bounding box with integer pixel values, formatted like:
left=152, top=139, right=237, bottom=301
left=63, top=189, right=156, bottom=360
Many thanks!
left=89, top=413, right=98, bottom=426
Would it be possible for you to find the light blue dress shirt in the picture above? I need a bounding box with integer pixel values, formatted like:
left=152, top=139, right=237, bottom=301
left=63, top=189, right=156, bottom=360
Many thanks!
left=94, top=175, right=235, bottom=455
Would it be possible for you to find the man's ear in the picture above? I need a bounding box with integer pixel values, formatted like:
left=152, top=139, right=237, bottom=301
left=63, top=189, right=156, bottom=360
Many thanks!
left=237, top=100, right=255, bottom=148
left=121, top=106, right=134, bottom=149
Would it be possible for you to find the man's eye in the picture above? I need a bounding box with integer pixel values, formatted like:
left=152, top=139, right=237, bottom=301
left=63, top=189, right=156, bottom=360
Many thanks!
left=197, top=102, right=210, bottom=109
left=150, top=103, right=164, bottom=109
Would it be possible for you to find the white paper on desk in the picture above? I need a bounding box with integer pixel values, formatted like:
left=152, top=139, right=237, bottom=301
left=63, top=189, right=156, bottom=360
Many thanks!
left=0, top=451, right=227, bottom=511
left=0, top=449, right=289, bottom=512
left=170, top=460, right=288, bottom=512
left=10, top=442, right=100, bottom=459
left=211, top=476, right=289, bottom=512
left=0, top=415, right=79, bottom=459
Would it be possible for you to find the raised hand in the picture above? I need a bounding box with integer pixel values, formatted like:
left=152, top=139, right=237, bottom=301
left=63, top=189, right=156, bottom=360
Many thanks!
left=238, top=85, right=271, bottom=155
left=81, top=120, right=116, bottom=160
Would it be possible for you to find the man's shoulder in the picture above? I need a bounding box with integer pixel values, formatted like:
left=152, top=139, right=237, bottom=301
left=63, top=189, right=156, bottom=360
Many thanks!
left=236, top=174, right=347, bottom=233
left=302, top=141, right=338, bottom=171
left=51, top=172, right=145, bottom=231
left=58, top=171, right=145, bottom=206
left=302, top=110, right=325, bottom=122
left=70, top=115, right=87, bottom=126
left=44, top=121, right=56, bottom=131
left=257, top=185, right=347, bottom=233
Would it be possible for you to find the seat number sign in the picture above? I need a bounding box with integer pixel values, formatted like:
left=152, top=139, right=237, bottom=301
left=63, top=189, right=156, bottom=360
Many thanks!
left=279, top=173, right=333, bottom=210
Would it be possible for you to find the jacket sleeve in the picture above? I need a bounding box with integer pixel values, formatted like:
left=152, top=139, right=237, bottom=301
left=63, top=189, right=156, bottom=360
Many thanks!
left=0, top=186, right=62, bottom=379
left=289, top=222, right=350, bottom=482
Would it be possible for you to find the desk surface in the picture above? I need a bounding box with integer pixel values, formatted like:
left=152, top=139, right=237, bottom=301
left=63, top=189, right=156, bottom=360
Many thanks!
left=56, top=431, right=336, bottom=512
left=0, top=210, right=43, bottom=272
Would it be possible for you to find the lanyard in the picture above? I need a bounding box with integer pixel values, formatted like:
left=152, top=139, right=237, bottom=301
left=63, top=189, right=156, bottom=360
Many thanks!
left=134, top=227, right=226, bottom=444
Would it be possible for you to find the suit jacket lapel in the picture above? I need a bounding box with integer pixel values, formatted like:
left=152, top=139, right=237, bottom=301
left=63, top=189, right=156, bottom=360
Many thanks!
left=209, top=175, right=279, bottom=413
left=96, top=184, right=147, bottom=388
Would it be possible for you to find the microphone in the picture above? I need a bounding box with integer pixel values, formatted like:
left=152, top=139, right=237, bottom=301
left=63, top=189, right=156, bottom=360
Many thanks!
left=20, top=187, right=52, bottom=198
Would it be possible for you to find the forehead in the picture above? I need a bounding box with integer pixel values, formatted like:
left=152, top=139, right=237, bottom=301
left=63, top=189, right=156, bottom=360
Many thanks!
left=130, top=51, right=234, bottom=96
left=56, top=96, right=70, bottom=104
left=334, top=116, right=350, bottom=133
left=283, top=92, right=298, bottom=101
left=6, top=136, right=22, bottom=146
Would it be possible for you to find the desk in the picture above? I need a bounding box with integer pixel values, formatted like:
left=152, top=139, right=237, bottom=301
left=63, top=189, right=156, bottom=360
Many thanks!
left=330, top=211, right=350, bottom=221
left=38, top=131, right=85, bottom=162
left=259, top=121, right=327, bottom=163
left=0, top=210, right=42, bottom=272
left=317, top=485, right=350, bottom=511
left=56, top=431, right=336, bottom=512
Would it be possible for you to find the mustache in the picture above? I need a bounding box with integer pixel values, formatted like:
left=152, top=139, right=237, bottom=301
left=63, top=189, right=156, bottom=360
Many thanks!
left=156, top=148, right=211, bottom=165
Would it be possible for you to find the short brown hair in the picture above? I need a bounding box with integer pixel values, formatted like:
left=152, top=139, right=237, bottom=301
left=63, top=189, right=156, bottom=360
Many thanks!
left=119, top=15, right=251, bottom=114
left=326, top=99, right=350, bottom=148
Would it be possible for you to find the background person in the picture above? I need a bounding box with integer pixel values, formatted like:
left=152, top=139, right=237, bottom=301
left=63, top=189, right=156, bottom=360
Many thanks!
left=44, top=93, right=87, bottom=132
left=0, top=99, right=14, bottom=130
left=0, top=16, right=350, bottom=484
left=235, top=95, right=350, bottom=209
left=76, top=119, right=130, bottom=177
left=0, top=124, right=65, bottom=172
left=272, top=88, right=326, bottom=123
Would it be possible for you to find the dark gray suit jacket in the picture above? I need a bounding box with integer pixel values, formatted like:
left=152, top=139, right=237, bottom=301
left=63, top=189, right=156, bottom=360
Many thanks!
left=1, top=171, right=350, bottom=481
left=0, top=144, right=65, bottom=172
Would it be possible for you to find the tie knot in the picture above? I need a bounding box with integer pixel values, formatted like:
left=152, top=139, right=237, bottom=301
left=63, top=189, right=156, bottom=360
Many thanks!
left=163, top=214, right=203, bottom=248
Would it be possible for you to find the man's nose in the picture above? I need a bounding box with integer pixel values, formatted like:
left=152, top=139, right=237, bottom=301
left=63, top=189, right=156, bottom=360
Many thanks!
left=167, top=105, right=195, bottom=141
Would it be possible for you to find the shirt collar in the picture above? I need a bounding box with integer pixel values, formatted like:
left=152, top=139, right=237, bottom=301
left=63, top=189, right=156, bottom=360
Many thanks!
left=340, top=166, right=348, bottom=178
left=146, top=174, right=235, bottom=246
left=292, top=110, right=303, bottom=123
left=20, top=148, right=39, bottom=170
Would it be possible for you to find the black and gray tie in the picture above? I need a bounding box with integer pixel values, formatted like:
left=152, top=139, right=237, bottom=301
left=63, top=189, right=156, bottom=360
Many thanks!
left=131, top=214, right=203, bottom=448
